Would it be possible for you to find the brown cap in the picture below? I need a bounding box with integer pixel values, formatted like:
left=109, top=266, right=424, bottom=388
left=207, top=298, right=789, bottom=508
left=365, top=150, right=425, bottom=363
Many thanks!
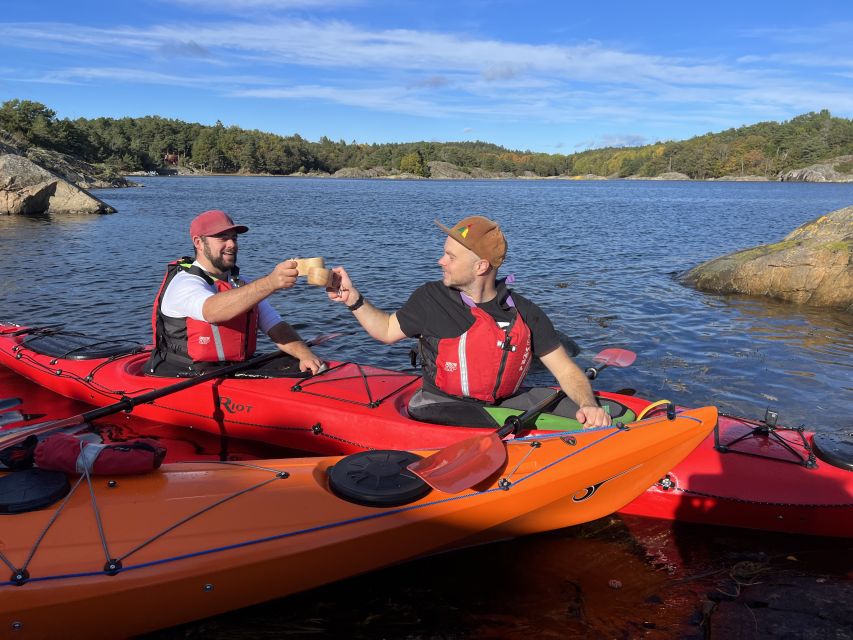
left=435, top=215, right=507, bottom=267
left=189, top=210, right=249, bottom=238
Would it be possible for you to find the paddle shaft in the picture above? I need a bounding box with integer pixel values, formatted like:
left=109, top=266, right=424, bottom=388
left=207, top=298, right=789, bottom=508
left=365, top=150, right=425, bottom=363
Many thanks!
left=496, top=389, right=567, bottom=438
left=0, top=334, right=336, bottom=450
left=584, top=362, right=609, bottom=380
left=408, top=347, right=636, bottom=493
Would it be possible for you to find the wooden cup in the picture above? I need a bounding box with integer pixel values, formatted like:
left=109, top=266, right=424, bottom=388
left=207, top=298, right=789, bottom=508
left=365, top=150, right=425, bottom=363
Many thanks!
left=307, top=267, right=340, bottom=289
left=295, top=257, right=325, bottom=277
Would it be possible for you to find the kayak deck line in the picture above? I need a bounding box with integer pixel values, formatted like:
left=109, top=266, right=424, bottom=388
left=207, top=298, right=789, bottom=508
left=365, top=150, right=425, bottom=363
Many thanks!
left=290, top=360, right=422, bottom=408
left=6, top=338, right=420, bottom=412
left=1, top=410, right=711, bottom=591
left=649, top=481, right=853, bottom=509
left=2, top=322, right=850, bottom=540
left=715, top=410, right=818, bottom=468
left=1, top=433, right=617, bottom=587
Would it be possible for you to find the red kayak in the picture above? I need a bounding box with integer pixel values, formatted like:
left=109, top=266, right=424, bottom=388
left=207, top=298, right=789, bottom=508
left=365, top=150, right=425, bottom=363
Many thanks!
left=1, top=323, right=850, bottom=537
left=0, top=324, right=649, bottom=453
left=620, top=408, right=852, bottom=537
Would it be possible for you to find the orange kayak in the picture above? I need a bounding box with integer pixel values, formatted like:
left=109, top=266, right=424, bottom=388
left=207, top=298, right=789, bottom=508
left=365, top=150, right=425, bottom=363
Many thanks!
left=1, top=407, right=716, bottom=639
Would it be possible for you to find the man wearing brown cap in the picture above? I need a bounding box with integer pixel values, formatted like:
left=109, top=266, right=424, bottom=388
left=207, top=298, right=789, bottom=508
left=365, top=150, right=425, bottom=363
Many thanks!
left=327, top=215, right=611, bottom=428
left=145, top=209, right=323, bottom=377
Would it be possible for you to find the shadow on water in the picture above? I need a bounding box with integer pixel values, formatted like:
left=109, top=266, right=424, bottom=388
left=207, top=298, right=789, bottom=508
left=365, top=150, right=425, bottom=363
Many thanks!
left=140, top=520, right=707, bottom=640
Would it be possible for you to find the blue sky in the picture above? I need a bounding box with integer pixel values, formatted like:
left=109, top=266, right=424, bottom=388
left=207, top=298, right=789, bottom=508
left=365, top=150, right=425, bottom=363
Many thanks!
left=1, top=0, right=852, bottom=153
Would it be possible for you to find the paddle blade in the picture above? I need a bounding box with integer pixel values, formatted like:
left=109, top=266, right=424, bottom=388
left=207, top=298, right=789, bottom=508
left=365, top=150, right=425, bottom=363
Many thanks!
left=0, top=414, right=86, bottom=450
left=593, top=348, right=636, bottom=368
left=307, top=332, right=342, bottom=347
left=0, top=411, right=24, bottom=427
left=407, top=432, right=507, bottom=493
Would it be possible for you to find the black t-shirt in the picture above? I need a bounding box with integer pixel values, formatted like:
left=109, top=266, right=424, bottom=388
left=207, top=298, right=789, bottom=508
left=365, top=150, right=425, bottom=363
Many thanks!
left=397, top=280, right=561, bottom=397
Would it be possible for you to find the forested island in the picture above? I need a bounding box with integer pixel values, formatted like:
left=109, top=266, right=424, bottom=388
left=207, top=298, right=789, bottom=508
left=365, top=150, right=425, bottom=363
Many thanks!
left=1, top=99, right=852, bottom=181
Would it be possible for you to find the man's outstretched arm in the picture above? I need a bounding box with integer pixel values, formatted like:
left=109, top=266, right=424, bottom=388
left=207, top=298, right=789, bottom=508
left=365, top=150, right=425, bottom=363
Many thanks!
left=326, top=266, right=407, bottom=344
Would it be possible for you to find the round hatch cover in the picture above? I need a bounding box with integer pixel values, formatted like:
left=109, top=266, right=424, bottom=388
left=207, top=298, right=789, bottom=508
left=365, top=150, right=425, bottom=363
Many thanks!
left=812, top=431, right=853, bottom=472
left=328, top=450, right=431, bottom=507
left=0, top=468, right=70, bottom=514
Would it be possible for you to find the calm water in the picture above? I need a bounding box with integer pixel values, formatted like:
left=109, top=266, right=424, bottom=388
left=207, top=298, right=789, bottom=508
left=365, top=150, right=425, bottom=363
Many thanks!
left=2, top=178, right=852, bottom=638
left=1, top=177, right=851, bottom=429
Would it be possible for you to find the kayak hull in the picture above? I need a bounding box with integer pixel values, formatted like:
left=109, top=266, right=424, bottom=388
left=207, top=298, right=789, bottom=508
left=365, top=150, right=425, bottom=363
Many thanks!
left=1, top=407, right=716, bottom=639
left=620, top=413, right=853, bottom=537
left=0, top=327, right=652, bottom=453
left=1, top=324, right=850, bottom=539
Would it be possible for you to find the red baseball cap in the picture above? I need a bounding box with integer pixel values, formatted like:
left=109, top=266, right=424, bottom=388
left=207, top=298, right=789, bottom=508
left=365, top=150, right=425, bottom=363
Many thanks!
left=189, top=210, right=249, bottom=238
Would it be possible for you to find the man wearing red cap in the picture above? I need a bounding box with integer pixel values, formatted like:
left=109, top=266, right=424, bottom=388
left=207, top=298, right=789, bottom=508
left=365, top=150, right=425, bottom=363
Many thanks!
left=327, top=215, right=611, bottom=428
left=145, top=209, right=323, bottom=377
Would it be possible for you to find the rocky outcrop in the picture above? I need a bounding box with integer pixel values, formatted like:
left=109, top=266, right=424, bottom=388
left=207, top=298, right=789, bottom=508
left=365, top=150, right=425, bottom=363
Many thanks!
left=0, top=153, right=116, bottom=215
left=651, top=171, right=691, bottom=180
left=681, top=206, right=853, bottom=312
left=0, top=131, right=22, bottom=156
left=713, top=175, right=770, bottom=181
left=781, top=156, right=853, bottom=182
left=427, top=161, right=470, bottom=179
left=333, top=166, right=391, bottom=178
left=25, top=147, right=133, bottom=189
left=468, top=167, right=515, bottom=179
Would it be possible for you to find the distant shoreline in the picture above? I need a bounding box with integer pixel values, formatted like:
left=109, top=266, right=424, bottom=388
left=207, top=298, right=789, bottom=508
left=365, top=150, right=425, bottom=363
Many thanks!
left=125, top=171, right=783, bottom=183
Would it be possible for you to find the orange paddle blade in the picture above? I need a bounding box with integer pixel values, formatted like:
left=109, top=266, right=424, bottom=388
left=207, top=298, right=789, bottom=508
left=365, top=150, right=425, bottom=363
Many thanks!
left=407, top=432, right=507, bottom=493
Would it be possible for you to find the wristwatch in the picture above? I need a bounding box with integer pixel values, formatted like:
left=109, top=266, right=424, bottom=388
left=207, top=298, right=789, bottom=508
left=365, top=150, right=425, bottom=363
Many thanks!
left=347, top=293, right=365, bottom=312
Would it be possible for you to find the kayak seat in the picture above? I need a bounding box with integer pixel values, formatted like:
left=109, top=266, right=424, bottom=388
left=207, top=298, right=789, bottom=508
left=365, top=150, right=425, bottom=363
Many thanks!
left=22, top=330, right=144, bottom=360
left=487, top=392, right=636, bottom=431
left=406, top=387, right=636, bottom=431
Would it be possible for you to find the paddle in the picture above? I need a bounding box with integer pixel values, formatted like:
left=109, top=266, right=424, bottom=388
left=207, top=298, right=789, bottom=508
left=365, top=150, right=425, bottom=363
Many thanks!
left=0, top=397, right=23, bottom=413
left=0, top=333, right=338, bottom=451
left=408, top=388, right=567, bottom=493
left=584, top=348, right=636, bottom=380
left=0, top=411, right=25, bottom=427
left=408, top=347, right=638, bottom=494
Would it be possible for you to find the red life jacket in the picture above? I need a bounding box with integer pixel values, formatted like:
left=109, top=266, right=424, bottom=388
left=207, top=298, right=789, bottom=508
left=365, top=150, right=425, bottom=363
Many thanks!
left=427, top=293, right=532, bottom=403
left=149, top=258, right=259, bottom=367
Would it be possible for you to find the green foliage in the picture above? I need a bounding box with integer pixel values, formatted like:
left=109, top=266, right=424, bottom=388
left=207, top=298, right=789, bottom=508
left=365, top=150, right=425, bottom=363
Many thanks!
left=399, top=151, right=428, bottom=176
left=3, top=100, right=853, bottom=179
left=835, top=160, right=853, bottom=174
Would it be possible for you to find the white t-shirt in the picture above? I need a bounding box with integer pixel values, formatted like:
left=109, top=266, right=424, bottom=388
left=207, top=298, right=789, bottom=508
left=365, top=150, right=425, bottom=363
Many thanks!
left=160, top=261, right=283, bottom=334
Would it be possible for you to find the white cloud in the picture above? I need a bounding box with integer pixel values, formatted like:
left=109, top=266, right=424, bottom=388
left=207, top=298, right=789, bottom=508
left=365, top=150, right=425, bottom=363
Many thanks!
left=162, top=0, right=360, bottom=10
left=1, top=17, right=851, bottom=134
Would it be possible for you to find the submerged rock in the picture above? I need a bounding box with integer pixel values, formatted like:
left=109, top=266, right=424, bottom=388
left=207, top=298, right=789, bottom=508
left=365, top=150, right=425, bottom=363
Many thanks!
left=0, top=153, right=116, bottom=215
left=681, top=206, right=853, bottom=313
